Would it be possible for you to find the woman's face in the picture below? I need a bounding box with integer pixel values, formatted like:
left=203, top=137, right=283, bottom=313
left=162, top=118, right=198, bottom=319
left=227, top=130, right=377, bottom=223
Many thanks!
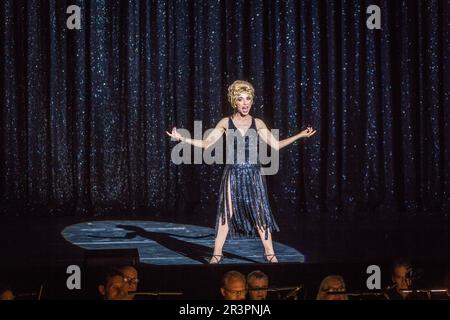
left=234, top=93, right=253, bottom=116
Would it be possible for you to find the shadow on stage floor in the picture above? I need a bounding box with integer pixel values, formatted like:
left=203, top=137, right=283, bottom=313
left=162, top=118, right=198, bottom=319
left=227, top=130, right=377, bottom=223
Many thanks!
left=0, top=213, right=448, bottom=299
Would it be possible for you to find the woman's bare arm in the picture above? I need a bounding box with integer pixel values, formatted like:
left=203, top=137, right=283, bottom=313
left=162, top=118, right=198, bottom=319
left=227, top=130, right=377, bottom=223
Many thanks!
left=166, top=117, right=228, bottom=149
left=255, top=118, right=316, bottom=151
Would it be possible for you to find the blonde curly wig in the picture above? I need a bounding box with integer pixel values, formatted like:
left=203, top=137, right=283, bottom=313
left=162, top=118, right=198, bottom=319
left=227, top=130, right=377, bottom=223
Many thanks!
left=227, top=80, right=255, bottom=109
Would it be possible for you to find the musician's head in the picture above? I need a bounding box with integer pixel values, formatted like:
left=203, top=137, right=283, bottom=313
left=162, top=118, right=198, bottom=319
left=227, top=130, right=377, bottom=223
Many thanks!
left=247, top=270, right=269, bottom=300
left=0, top=284, right=14, bottom=300
left=391, top=259, right=413, bottom=291
left=316, top=275, right=348, bottom=300
left=117, top=265, right=139, bottom=300
left=221, top=270, right=247, bottom=300
left=98, top=269, right=129, bottom=300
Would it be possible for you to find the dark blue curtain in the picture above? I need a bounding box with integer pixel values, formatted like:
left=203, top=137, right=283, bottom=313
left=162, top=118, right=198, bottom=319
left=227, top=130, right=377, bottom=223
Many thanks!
left=1, top=0, right=448, bottom=221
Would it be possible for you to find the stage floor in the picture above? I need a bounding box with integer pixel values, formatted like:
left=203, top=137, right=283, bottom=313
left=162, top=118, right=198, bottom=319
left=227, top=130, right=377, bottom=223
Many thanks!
left=0, top=214, right=448, bottom=268
left=61, top=220, right=305, bottom=265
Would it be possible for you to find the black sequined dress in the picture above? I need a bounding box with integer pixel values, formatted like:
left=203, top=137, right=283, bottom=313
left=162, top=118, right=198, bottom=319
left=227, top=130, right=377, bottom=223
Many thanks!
left=215, top=117, right=279, bottom=239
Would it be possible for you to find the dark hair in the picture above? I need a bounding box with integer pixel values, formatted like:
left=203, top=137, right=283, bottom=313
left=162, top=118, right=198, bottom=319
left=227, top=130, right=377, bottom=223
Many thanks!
left=115, top=265, right=138, bottom=274
left=99, top=268, right=125, bottom=286
left=391, top=258, right=412, bottom=275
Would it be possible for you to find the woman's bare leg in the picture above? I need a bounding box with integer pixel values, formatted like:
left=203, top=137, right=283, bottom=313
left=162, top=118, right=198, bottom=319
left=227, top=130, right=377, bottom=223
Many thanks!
left=210, top=177, right=233, bottom=263
left=210, top=219, right=229, bottom=263
left=257, top=227, right=278, bottom=263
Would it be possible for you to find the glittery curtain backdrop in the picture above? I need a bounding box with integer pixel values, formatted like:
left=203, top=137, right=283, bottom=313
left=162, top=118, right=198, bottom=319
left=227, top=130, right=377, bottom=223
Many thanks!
left=1, top=0, right=449, bottom=222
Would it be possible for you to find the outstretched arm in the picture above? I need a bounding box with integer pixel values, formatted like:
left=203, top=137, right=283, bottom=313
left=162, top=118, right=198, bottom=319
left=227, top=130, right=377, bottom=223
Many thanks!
left=166, top=117, right=228, bottom=149
left=256, top=119, right=317, bottom=151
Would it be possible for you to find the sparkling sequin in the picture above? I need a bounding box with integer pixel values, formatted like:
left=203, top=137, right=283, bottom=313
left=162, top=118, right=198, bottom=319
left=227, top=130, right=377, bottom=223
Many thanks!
left=0, top=1, right=447, bottom=220
left=216, top=118, right=279, bottom=240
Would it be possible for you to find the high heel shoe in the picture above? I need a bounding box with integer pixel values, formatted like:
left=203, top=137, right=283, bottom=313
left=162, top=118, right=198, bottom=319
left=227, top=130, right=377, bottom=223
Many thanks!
left=209, top=255, right=223, bottom=264
left=263, top=254, right=278, bottom=263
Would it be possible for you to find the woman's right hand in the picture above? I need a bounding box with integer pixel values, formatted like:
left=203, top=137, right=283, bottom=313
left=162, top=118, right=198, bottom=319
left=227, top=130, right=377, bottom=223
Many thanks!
left=166, top=127, right=183, bottom=141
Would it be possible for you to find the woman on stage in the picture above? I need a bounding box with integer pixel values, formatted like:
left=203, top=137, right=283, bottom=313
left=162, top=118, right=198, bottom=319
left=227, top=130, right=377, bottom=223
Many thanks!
left=167, top=80, right=316, bottom=264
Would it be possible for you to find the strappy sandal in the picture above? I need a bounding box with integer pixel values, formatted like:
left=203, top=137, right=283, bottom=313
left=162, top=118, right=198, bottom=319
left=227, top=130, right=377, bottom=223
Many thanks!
left=263, top=254, right=279, bottom=263
left=209, top=255, right=223, bottom=264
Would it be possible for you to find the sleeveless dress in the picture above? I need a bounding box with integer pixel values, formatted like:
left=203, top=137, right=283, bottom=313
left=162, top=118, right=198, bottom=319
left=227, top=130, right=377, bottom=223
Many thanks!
left=215, top=116, right=280, bottom=240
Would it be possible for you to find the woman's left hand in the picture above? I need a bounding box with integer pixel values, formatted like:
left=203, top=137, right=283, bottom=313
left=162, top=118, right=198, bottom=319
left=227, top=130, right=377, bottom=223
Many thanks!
left=300, top=126, right=317, bottom=138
